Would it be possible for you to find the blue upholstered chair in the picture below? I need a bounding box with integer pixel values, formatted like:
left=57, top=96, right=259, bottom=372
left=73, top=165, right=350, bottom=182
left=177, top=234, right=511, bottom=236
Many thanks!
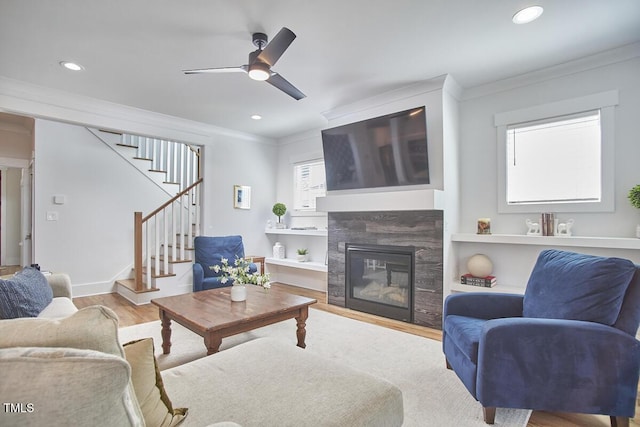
left=192, top=235, right=256, bottom=292
left=443, top=249, right=640, bottom=426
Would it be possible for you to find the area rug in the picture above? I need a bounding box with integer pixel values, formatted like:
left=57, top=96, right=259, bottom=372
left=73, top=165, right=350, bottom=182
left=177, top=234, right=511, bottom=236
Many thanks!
left=119, top=308, right=531, bottom=427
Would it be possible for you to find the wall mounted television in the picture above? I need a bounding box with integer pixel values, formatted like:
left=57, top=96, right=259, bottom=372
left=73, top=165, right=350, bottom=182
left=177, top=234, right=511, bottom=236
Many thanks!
left=321, top=106, right=429, bottom=191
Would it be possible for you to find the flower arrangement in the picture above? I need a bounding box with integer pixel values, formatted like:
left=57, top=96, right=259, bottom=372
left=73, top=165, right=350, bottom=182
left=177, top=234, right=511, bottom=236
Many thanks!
left=210, top=257, right=271, bottom=289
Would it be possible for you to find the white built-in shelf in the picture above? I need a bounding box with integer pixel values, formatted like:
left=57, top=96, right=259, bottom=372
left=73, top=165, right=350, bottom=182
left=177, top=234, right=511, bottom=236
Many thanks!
left=449, top=281, right=524, bottom=295
left=265, top=257, right=328, bottom=273
left=265, top=228, right=327, bottom=237
left=452, top=233, right=640, bottom=250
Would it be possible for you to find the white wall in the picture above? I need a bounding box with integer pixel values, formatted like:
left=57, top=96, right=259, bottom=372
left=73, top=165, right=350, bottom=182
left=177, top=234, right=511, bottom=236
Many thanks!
left=200, top=134, right=278, bottom=258
left=459, top=55, right=640, bottom=238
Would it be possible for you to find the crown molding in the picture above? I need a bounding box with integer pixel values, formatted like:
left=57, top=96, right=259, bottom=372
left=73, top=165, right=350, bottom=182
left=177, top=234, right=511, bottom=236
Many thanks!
left=0, top=76, right=274, bottom=146
left=462, top=42, right=640, bottom=101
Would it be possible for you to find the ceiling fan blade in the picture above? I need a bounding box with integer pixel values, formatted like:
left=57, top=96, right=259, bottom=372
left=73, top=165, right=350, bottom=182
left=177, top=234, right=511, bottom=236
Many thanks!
left=266, top=72, right=306, bottom=100
left=183, top=65, right=247, bottom=74
left=256, top=27, right=296, bottom=67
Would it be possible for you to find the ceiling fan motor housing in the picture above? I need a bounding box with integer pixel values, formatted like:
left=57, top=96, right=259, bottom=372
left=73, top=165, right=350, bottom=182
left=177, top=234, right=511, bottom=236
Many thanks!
left=252, top=32, right=268, bottom=49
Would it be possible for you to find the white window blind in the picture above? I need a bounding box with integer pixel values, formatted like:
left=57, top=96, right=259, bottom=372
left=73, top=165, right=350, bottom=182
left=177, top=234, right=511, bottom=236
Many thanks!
left=293, top=160, right=326, bottom=210
left=506, top=110, right=601, bottom=205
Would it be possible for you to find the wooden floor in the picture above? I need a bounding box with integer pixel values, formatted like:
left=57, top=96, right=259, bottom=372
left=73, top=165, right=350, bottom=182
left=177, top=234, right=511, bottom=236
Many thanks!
left=74, top=283, right=638, bottom=427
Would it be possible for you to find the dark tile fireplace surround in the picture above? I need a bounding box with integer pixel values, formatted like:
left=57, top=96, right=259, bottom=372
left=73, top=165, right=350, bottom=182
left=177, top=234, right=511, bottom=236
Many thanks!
left=327, top=210, right=443, bottom=329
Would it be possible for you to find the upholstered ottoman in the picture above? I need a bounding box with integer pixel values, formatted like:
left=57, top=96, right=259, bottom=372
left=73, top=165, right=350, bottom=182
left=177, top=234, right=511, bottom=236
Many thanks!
left=162, top=337, right=404, bottom=427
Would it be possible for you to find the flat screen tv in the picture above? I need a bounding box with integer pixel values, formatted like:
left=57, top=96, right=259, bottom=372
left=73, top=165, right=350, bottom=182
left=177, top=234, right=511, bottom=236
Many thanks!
left=321, top=107, right=429, bottom=191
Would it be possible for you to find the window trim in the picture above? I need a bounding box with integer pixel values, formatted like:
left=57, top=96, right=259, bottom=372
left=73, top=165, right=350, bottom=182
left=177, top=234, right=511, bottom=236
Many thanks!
left=495, top=90, right=618, bottom=213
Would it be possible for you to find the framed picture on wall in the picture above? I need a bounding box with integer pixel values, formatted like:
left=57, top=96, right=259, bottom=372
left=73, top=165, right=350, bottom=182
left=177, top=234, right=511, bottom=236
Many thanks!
left=234, top=185, right=251, bottom=209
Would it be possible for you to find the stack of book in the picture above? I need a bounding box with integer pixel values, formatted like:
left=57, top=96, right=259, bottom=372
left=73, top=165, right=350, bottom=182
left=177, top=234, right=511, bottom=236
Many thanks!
left=460, top=273, right=497, bottom=288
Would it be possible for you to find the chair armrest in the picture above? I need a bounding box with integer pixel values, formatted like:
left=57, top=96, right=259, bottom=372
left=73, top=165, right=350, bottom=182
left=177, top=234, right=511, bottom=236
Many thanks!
left=46, top=273, right=73, bottom=299
left=477, top=318, right=640, bottom=414
left=193, top=263, right=204, bottom=292
left=444, top=292, right=523, bottom=320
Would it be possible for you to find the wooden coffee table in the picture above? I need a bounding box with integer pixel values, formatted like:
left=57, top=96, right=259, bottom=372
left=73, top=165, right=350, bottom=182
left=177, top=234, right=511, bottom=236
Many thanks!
left=151, top=285, right=317, bottom=355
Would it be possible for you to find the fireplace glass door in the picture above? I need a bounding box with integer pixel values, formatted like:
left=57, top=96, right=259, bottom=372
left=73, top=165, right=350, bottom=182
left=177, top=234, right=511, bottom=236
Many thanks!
left=345, top=244, right=414, bottom=322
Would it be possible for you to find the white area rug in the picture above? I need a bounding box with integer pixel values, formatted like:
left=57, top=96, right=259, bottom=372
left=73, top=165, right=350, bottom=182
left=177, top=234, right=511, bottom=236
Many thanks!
left=119, top=308, right=531, bottom=427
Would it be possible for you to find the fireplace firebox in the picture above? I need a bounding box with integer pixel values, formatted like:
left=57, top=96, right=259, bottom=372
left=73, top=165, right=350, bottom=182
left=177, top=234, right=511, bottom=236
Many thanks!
left=345, top=243, right=414, bottom=322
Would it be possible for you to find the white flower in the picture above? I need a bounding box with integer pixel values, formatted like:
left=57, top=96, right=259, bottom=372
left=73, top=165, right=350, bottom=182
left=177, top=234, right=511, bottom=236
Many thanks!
left=220, top=276, right=228, bottom=284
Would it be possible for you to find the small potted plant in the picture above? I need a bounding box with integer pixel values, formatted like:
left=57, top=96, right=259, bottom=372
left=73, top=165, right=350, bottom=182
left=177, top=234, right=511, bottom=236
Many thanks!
left=272, top=203, right=287, bottom=229
left=628, top=184, right=640, bottom=238
left=296, top=248, right=309, bottom=262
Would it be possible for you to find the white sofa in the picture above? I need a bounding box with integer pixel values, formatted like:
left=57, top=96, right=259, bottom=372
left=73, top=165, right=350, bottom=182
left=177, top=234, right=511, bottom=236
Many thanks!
left=0, top=275, right=404, bottom=427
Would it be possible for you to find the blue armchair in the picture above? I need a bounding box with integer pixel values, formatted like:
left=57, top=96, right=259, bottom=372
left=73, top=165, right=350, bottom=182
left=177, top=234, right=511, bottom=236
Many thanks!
left=443, top=249, right=640, bottom=426
left=192, top=235, right=256, bottom=292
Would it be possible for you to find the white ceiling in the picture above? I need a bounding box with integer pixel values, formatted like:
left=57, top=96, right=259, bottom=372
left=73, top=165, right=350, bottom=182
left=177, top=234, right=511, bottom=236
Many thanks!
left=1, top=0, right=639, bottom=139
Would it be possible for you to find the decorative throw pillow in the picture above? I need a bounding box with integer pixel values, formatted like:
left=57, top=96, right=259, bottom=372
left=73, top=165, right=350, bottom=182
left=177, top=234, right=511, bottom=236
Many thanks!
left=523, top=249, right=636, bottom=325
left=0, top=305, right=145, bottom=425
left=0, top=267, right=53, bottom=318
left=123, top=338, right=188, bottom=427
left=0, top=346, right=134, bottom=426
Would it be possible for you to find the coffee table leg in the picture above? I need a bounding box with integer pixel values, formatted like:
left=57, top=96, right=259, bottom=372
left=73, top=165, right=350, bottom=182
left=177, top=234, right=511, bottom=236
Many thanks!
left=295, top=306, right=309, bottom=349
left=204, top=333, right=222, bottom=355
left=159, top=309, right=172, bottom=355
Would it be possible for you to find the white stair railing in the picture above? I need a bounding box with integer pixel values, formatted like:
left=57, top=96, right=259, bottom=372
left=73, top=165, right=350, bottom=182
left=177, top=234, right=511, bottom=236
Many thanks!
left=120, top=134, right=200, bottom=192
left=134, top=179, right=202, bottom=291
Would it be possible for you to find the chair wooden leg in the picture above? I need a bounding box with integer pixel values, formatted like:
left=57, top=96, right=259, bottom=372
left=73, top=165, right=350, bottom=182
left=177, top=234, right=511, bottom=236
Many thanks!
left=483, top=407, right=496, bottom=424
left=445, top=358, right=452, bottom=370
left=610, top=416, right=629, bottom=427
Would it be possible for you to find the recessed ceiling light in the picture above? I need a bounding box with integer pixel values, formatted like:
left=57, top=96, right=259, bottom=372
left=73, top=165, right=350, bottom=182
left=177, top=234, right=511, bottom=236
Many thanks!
left=512, top=6, right=544, bottom=24
left=251, top=115, right=262, bottom=120
left=59, top=61, right=84, bottom=71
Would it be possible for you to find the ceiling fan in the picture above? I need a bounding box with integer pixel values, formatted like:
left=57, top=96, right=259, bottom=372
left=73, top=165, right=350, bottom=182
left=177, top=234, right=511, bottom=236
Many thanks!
left=183, top=27, right=306, bottom=100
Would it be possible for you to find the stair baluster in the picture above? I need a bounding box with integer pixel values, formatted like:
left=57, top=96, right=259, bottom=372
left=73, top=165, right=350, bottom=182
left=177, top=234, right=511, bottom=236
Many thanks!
left=133, top=178, right=202, bottom=291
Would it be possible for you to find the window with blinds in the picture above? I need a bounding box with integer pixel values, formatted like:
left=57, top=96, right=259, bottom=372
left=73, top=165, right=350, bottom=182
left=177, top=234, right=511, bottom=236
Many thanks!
left=506, top=110, right=601, bottom=205
left=293, top=160, right=326, bottom=210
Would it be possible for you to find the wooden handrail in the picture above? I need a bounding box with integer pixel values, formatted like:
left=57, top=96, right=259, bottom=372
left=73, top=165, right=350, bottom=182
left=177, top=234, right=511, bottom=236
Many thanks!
left=143, top=178, right=203, bottom=222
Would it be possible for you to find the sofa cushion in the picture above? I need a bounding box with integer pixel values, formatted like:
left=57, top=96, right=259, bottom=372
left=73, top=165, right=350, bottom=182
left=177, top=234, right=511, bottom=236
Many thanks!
left=124, top=338, right=188, bottom=427
left=0, top=305, right=145, bottom=425
left=524, top=249, right=636, bottom=325
left=0, top=346, right=134, bottom=426
left=443, top=314, right=486, bottom=362
left=0, top=267, right=53, bottom=318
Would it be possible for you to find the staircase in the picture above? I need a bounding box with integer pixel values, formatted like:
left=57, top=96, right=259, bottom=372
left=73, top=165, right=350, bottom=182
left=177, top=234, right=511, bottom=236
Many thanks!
left=90, top=130, right=202, bottom=305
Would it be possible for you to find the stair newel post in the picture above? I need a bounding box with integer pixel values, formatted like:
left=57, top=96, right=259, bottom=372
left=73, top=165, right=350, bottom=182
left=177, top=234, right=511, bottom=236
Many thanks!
left=134, top=211, right=143, bottom=292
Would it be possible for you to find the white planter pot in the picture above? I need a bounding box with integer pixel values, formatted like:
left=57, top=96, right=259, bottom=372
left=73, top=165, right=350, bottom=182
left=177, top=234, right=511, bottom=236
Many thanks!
left=230, top=285, right=247, bottom=302
left=297, top=254, right=308, bottom=262
left=636, top=224, right=640, bottom=239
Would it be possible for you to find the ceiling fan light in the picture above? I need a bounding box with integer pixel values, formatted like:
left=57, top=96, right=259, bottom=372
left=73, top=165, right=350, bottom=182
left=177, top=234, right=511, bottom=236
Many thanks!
left=248, top=62, right=270, bottom=81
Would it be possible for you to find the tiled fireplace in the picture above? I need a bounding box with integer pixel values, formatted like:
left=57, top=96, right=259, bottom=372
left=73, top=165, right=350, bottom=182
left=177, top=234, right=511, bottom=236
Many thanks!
left=327, top=210, right=443, bottom=329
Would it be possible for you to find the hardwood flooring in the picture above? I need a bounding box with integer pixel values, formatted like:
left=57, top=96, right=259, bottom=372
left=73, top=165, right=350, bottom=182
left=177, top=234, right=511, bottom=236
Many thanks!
left=73, top=283, right=638, bottom=427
